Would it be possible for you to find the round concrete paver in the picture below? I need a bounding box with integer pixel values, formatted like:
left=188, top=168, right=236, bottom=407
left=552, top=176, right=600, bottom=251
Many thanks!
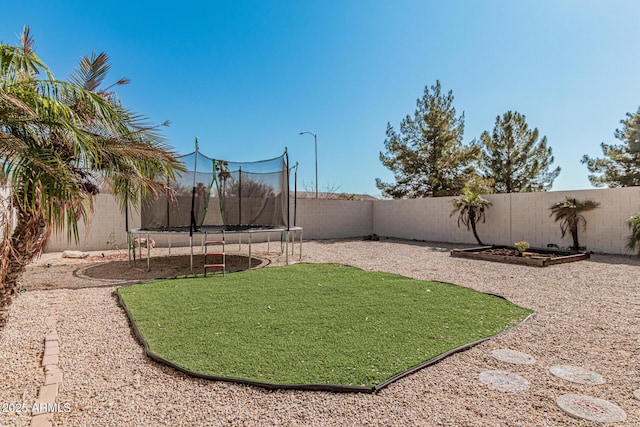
left=479, top=370, right=529, bottom=392
left=549, top=365, right=605, bottom=385
left=491, top=349, right=536, bottom=365
left=634, top=389, right=640, bottom=401
left=557, top=394, right=626, bottom=423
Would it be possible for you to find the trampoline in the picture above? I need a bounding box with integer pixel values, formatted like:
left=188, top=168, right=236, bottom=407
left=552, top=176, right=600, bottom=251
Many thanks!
left=127, top=139, right=302, bottom=271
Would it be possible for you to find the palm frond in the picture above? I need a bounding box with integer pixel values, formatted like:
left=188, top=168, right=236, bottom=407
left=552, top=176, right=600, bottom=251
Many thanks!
left=627, top=213, right=640, bottom=256
left=70, top=52, right=111, bottom=91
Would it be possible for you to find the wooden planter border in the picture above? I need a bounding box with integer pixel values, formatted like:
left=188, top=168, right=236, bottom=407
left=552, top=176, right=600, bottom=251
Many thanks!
left=450, top=246, right=590, bottom=267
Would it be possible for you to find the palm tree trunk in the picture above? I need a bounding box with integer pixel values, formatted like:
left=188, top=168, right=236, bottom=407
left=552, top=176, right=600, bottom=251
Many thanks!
left=470, top=219, right=484, bottom=245
left=0, top=199, right=50, bottom=319
left=571, top=229, right=580, bottom=252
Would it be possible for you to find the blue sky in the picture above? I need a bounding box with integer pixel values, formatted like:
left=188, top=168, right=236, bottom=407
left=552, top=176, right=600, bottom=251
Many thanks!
left=4, top=1, right=640, bottom=197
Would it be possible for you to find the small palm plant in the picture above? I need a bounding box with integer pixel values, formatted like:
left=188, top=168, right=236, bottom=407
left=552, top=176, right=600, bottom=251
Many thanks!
left=627, top=213, right=640, bottom=256
left=451, top=190, right=493, bottom=245
left=549, top=197, right=600, bottom=252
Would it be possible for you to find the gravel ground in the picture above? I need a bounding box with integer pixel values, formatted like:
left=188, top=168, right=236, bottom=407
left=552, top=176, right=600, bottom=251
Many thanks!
left=1, top=238, right=639, bottom=426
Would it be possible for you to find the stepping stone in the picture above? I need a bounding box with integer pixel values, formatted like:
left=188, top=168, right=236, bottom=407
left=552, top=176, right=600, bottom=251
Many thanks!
left=549, top=365, right=605, bottom=385
left=491, top=349, right=536, bottom=365
left=557, top=394, right=626, bottom=423
left=634, top=389, right=640, bottom=400
left=479, top=370, right=529, bottom=392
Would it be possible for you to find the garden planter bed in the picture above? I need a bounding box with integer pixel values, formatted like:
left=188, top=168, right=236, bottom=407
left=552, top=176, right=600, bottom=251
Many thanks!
left=450, top=246, right=589, bottom=267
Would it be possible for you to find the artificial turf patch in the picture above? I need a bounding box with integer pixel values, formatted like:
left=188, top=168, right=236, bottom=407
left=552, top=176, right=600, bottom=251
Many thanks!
left=117, top=263, right=533, bottom=390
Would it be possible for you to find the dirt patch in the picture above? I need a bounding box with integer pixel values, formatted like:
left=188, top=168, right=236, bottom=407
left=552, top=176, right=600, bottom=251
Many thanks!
left=18, top=253, right=265, bottom=291
left=479, top=248, right=563, bottom=258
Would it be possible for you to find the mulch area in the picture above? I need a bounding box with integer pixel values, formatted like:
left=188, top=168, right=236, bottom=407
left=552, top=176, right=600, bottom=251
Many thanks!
left=479, top=248, right=564, bottom=258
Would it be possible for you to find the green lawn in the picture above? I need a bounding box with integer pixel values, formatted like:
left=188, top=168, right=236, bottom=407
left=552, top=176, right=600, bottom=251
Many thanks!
left=117, top=263, right=533, bottom=389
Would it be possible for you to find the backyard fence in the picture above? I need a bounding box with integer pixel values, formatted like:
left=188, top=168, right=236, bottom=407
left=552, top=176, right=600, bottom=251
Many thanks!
left=45, top=187, right=640, bottom=255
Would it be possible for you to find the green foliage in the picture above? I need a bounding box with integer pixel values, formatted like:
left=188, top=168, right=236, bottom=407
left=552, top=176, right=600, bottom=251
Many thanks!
left=338, top=192, right=358, bottom=200
left=450, top=190, right=493, bottom=245
left=0, top=27, right=184, bottom=293
left=463, top=174, right=495, bottom=195
left=549, top=197, right=600, bottom=251
left=581, top=107, right=640, bottom=187
left=118, top=263, right=532, bottom=388
left=627, top=213, right=640, bottom=256
left=514, top=241, right=530, bottom=253
left=376, top=81, right=479, bottom=198
left=476, top=111, right=560, bottom=193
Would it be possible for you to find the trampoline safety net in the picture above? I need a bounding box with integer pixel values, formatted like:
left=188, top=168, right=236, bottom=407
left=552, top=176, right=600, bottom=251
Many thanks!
left=141, top=149, right=289, bottom=232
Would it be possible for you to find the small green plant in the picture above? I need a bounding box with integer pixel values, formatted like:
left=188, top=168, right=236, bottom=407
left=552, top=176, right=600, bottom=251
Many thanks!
left=106, top=232, right=121, bottom=252
left=514, top=241, right=530, bottom=253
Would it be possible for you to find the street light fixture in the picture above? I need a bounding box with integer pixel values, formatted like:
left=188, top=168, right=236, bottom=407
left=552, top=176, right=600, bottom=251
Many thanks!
left=298, top=131, right=318, bottom=199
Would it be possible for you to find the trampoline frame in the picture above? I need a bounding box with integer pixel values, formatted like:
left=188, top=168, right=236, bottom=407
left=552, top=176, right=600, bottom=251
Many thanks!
left=127, top=225, right=303, bottom=272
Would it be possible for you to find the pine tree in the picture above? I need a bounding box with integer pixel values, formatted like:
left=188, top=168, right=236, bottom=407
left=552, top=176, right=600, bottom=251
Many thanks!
left=375, top=81, right=478, bottom=198
left=477, top=111, right=560, bottom=193
left=581, top=107, right=640, bottom=187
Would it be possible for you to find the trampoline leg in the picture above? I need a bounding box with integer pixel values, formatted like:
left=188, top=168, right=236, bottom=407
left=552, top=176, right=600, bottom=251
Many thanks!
left=136, top=233, right=140, bottom=262
left=147, top=232, right=150, bottom=272
left=300, top=230, right=303, bottom=260
left=285, top=230, right=289, bottom=265
left=248, top=233, right=252, bottom=269
left=190, top=236, right=194, bottom=274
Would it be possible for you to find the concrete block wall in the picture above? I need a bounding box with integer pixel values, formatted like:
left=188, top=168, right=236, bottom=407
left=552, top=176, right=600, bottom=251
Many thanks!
left=292, top=199, right=374, bottom=240
left=43, top=188, right=640, bottom=255
left=46, top=195, right=139, bottom=252
left=373, top=187, right=640, bottom=254
left=373, top=198, right=456, bottom=243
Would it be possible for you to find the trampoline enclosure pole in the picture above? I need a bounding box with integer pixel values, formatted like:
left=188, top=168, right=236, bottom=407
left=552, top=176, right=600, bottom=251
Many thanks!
left=191, top=137, right=199, bottom=236
left=285, top=148, right=290, bottom=231
left=293, top=162, right=298, bottom=226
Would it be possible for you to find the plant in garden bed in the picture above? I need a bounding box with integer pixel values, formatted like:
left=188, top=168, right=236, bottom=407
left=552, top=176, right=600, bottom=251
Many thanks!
left=451, top=190, right=492, bottom=245
left=513, top=241, right=530, bottom=255
left=549, top=197, right=600, bottom=252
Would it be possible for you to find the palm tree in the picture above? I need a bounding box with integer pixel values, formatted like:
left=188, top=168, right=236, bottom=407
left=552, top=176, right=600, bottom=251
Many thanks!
left=0, top=27, right=183, bottom=307
left=450, top=190, right=493, bottom=245
left=549, top=197, right=600, bottom=252
left=627, top=213, right=640, bottom=256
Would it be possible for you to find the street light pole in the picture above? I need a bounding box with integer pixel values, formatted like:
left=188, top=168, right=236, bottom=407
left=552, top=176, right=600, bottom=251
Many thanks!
left=299, top=131, right=318, bottom=199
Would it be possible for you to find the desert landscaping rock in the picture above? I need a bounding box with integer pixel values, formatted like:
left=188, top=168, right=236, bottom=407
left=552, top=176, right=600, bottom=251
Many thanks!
left=549, top=365, right=605, bottom=385
left=479, top=370, right=530, bottom=392
left=491, top=348, right=536, bottom=365
left=556, top=394, right=627, bottom=423
left=61, top=250, right=89, bottom=259
left=1, top=239, right=639, bottom=426
left=634, top=389, right=640, bottom=400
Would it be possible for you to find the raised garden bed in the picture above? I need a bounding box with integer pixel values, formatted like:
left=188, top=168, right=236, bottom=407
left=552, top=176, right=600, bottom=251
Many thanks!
left=450, top=246, right=589, bottom=267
